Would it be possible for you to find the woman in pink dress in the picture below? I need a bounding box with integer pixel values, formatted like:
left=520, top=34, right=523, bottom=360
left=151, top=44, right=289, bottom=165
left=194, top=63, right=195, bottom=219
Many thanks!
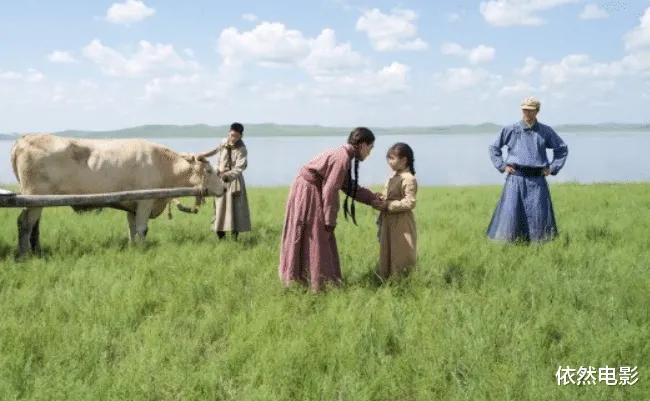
left=278, top=127, right=387, bottom=293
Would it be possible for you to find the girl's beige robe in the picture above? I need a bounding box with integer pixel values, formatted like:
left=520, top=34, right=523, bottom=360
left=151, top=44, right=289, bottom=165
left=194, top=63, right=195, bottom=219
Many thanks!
left=376, top=169, right=417, bottom=279
left=211, top=138, right=252, bottom=233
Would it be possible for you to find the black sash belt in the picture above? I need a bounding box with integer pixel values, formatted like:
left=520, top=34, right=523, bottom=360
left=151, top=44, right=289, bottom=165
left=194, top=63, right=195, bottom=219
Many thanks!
left=509, top=164, right=544, bottom=177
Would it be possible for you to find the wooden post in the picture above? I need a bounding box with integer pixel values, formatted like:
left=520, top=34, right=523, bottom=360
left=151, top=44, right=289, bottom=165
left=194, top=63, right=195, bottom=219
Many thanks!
left=0, top=187, right=206, bottom=208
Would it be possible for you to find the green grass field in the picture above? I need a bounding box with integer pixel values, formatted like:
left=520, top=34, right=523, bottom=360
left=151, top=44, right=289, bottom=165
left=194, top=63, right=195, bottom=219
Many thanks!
left=0, top=183, right=648, bottom=400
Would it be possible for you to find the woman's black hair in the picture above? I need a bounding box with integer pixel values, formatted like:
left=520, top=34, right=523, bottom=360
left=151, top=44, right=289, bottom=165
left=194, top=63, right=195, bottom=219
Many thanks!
left=344, top=127, right=375, bottom=225
left=387, top=142, right=416, bottom=175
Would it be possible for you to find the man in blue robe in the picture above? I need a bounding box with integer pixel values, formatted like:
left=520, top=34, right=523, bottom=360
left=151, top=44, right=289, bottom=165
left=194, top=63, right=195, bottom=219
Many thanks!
left=486, top=96, right=569, bottom=243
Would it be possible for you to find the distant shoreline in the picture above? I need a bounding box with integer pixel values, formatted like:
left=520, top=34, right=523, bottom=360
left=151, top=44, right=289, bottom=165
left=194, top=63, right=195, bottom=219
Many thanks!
left=1, top=123, right=649, bottom=140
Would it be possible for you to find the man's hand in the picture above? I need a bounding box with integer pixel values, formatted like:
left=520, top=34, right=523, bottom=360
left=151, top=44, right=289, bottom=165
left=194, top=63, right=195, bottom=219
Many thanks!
left=505, top=165, right=515, bottom=175
left=543, top=168, right=550, bottom=176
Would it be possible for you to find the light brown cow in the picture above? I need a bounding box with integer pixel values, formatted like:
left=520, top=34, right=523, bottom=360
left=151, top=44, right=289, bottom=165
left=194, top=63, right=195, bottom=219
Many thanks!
left=11, top=133, right=227, bottom=256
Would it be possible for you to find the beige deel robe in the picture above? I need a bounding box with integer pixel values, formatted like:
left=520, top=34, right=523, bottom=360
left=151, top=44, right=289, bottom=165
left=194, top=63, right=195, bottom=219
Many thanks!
left=211, top=138, right=252, bottom=233
left=376, top=169, right=418, bottom=279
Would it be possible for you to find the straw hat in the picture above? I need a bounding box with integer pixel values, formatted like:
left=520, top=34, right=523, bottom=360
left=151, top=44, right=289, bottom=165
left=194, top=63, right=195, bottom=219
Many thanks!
left=520, top=96, right=541, bottom=111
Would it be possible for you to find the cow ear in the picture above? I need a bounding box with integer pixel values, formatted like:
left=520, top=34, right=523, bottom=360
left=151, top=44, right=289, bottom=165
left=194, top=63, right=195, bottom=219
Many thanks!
left=181, top=154, right=196, bottom=163
left=197, top=155, right=206, bottom=162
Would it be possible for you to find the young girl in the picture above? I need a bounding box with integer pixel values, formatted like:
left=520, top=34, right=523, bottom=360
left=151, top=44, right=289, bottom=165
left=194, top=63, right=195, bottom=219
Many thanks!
left=375, top=142, right=418, bottom=281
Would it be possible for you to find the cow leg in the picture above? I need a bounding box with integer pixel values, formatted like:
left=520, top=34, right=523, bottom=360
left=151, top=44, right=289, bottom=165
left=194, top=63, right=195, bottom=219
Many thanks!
left=134, top=200, right=154, bottom=241
left=17, top=207, right=43, bottom=257
left=30, top=218, right=41, bottom=253
left=126, top=212, right=137, bottom=243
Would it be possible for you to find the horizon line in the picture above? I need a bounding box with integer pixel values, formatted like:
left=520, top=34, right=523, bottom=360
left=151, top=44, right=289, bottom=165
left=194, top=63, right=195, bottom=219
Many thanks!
left=2, top=121, right=650, bottom=134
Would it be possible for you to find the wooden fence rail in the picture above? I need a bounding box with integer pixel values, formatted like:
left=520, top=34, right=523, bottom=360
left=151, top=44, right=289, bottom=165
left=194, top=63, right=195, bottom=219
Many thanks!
left=0, top=187, right=205, bottom=208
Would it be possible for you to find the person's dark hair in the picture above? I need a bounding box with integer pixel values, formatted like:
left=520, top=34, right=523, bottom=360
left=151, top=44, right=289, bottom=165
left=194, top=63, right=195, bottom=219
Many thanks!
left=344, top=127, right=375, bottom=225
left=230, top=122, right=244, bottom=135
left=387, top=142, right=416, bottom=175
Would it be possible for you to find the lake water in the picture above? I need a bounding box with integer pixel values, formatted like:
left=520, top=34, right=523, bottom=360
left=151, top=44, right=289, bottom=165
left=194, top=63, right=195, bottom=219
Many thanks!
left=1, top=133, right=649, bottom=188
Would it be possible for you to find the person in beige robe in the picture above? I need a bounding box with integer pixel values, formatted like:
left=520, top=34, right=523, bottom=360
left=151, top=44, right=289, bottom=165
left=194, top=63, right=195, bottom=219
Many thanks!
left=203, top=122, right=252, bottom=240
left=375, top=143, right=418, bottom=280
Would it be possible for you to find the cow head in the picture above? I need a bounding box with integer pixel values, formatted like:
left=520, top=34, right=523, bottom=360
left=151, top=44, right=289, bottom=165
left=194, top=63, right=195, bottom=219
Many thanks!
left=199, top=156, right=227, bottom=197
left=180, top=153, right=227, bottom=200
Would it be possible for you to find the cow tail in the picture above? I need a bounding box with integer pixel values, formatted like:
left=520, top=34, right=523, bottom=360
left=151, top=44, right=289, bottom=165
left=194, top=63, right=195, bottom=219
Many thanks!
left=167, top=202, right=173, bottom=219
left=10, top=140, right=20, bottom=184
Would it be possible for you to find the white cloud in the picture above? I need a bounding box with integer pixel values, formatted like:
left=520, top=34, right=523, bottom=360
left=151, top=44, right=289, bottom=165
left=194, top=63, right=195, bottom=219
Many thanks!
left=47, top=51, right=78, bottom=63
left=539, top=54, right=623, bottom=87
left=82, top=39, right=201, bottom=78
left=5, top=5, right=650, bottom=131
left=480, top=0, right=580, bottom=27
left=435, top=67, right=502, bottom=91
left=0, top=68, right=44, bottom=82
left=25, top=69, right=45, bottom=83
left=534, top=9, right=650, bottom=92
left=242, top=13, right=258, bottom=22
left=105, top=0, right=156, bottom=25
left=624, top=8, right=650, bottom=52
left=311, top=62, right=411, bottom=99
left=516, top=57, right=540, bottom=76
left=578, top=4, right=609, bottom=20
left=499, top=81, right=536, bottom=95
left=0, top=70, right=22, bottom=80
left=301, top=29, right=367, bottom=76
left=140, top=22, right=411, bottom=109
left=441, top=42, right=496, bottom=64
left=355, top=8, right=428, bottom=51
left=236, top=62, right=412, bottom=106
left=143, top=73, right=203, bottom=100
left=217, top=23, right=365, bottom=76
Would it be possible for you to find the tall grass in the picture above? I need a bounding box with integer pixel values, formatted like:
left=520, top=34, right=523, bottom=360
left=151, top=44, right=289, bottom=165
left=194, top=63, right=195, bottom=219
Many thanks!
left=0, top=183, right=648, bottom=400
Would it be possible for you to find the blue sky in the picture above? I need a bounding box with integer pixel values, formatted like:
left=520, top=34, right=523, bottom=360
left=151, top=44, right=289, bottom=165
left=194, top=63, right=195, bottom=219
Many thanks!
left=0, top=0, right=649, bottom=132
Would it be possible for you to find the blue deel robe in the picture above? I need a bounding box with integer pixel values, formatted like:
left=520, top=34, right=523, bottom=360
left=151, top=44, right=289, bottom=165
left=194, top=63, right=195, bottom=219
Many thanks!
left=486, top=120, right=569, bottom=243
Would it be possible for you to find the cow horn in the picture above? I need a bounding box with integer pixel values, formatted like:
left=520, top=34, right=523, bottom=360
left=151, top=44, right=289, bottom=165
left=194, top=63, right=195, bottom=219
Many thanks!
left=196, top=145, right=220, bottom=160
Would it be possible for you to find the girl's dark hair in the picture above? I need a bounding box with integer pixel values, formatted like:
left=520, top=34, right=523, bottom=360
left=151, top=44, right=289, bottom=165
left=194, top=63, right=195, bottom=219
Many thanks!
left=344, top=127, right=375, bottom=225
left=387, top=142, right=416, bottom=175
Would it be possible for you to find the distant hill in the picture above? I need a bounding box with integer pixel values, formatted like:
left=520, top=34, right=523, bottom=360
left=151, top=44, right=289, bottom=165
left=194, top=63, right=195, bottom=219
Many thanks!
left=1, top=122, right=649, bottom=140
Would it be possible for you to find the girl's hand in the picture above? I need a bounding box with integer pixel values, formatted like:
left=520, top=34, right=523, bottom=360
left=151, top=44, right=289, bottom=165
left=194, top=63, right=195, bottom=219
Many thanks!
left=372, top=200, right=388, bottom=211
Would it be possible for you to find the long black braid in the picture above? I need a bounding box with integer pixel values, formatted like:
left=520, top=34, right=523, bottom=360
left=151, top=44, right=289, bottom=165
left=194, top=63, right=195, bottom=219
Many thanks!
left=343, top=127, right=375, bottom=225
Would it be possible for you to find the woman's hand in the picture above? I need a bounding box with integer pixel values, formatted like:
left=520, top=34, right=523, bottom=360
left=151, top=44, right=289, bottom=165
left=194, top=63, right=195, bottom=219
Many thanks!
left=505, top=165, right=515, bottom=175
left=372, top=199, right=388, bottom=211
left=219, top=171, right=232, bottom=182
